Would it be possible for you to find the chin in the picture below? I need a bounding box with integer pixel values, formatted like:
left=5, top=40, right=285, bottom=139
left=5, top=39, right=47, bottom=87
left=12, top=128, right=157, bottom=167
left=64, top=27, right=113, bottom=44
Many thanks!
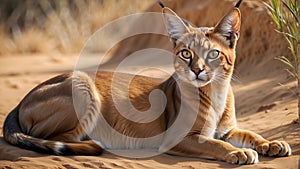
left=190, top=79, right=211, bottom=88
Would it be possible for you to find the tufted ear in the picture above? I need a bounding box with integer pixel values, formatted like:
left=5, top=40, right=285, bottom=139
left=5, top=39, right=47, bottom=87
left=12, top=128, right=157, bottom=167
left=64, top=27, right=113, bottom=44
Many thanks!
left=214, top=8, right=241, bottom=48
left=162, top=7, right=191, bottom=43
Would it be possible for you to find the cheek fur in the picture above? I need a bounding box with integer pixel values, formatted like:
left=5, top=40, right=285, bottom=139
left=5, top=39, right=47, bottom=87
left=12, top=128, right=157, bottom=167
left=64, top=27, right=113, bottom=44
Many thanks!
left=174, top=58, right=189, bottom=72
left=219, top=54, right=234, bottom=72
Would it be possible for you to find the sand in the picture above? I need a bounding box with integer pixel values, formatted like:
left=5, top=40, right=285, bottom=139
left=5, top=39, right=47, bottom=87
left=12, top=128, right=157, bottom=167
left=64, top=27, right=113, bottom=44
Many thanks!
left=0, top=0, right=299, bottom=168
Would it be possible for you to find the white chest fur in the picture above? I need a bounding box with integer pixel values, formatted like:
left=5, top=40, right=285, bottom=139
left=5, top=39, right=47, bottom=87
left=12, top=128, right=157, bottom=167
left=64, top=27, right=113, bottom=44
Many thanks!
left=201, top=82, right=230, bottom=138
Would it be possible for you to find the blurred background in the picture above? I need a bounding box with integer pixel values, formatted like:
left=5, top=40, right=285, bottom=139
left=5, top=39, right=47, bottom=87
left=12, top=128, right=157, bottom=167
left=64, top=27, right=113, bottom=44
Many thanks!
left=0, top=0, right=153, bottom=56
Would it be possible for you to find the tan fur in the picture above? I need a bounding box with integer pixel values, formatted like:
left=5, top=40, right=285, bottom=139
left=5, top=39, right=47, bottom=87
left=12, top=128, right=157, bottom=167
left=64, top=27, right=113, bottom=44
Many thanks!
left=3, top=4, right=291, bottom=164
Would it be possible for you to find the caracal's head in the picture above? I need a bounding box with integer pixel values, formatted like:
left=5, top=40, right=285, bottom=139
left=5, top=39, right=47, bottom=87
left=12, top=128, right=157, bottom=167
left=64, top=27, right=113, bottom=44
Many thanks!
left=162, top=7, right=241, bottom=87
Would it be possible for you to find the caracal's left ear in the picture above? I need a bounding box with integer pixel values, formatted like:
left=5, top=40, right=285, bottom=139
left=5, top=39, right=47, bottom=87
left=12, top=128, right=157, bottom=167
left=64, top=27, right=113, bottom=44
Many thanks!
left=162, top=7, right=191, bottom=43
left=214, top=8, right=241, bottom=48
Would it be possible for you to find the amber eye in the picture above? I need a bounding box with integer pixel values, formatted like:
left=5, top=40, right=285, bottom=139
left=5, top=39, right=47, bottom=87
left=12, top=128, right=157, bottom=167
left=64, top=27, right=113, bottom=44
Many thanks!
left=180, top=49, right=193, bottom=59
left=207, top=49, right=220, bottom=59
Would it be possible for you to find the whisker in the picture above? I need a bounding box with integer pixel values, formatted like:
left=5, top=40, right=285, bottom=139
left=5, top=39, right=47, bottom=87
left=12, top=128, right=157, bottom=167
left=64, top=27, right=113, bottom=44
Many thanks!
left=210, top=72, right=231, bottom=85
left=230, top=73, right=241, bottom=83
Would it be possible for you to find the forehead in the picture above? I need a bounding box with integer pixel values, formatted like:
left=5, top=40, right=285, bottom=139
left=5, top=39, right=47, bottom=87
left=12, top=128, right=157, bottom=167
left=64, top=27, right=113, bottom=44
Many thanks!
left=177, top=27, right=219, bottom=51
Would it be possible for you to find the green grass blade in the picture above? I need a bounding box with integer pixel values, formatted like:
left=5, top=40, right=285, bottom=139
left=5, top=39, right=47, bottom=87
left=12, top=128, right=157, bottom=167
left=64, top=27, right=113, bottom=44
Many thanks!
left=282, top=0, right=298, bottom=22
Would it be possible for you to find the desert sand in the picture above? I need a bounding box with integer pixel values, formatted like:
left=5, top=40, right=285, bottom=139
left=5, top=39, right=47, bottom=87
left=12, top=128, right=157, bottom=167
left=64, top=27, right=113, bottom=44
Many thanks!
left=0, top=0, right=299, bottom=168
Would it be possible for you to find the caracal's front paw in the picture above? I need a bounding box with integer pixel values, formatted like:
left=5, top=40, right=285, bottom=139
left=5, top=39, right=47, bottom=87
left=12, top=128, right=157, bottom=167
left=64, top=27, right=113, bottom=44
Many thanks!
left=256, top=140, right=291, bottom=157
left=225, top=148, right=259, bottom=165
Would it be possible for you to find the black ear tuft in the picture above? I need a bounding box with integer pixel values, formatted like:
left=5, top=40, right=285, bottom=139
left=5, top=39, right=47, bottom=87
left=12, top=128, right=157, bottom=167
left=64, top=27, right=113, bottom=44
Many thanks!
left=158, top=0, right=165, bottom=8
left=235, top=0, right=243, bottom=8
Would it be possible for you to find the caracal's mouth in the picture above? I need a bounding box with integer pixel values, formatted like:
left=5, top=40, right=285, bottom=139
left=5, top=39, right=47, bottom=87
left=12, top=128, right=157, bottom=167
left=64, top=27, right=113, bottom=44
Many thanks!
left=176, top=72, right=211, bottom=87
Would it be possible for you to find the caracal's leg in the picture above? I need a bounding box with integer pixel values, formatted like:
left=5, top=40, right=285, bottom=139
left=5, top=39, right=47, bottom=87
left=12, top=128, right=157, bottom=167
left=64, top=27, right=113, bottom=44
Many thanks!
left=165, top=135, right=259, bottom=165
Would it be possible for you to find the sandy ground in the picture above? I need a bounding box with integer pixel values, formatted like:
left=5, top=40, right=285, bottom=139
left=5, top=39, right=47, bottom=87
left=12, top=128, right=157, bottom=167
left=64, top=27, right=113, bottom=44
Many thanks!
left=0, top=54, right=298, bottom=169
left=0, top=0, right=299, bottom=168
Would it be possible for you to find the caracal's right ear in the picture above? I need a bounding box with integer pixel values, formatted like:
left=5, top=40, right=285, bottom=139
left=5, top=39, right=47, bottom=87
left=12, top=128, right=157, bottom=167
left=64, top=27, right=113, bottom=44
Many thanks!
left=162, top=7, right=191, bottom=44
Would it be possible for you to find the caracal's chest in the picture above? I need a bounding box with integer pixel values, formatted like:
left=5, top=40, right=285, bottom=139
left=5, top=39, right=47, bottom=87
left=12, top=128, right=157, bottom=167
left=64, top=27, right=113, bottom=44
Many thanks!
left=193, top=83, right=230, bottom=138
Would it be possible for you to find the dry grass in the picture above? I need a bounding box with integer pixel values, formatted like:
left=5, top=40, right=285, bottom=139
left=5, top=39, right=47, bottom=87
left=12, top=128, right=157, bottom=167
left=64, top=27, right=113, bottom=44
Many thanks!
left=0, top=0, right=153, bottom=56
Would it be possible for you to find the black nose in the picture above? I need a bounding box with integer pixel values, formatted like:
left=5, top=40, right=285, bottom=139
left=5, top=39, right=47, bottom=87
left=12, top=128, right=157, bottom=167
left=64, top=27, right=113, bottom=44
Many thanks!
left=192, top=68, right=203, bottom=76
